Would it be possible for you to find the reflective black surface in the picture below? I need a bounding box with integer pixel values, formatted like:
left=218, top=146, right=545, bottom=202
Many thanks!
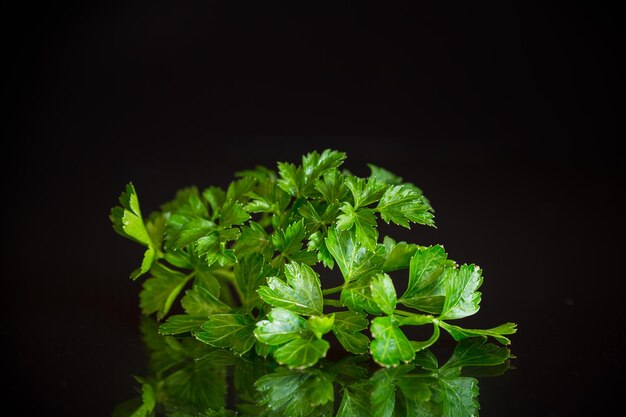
left=3, top=2, right=623, bottom=416
left=113, top=319, right=512, bottom=416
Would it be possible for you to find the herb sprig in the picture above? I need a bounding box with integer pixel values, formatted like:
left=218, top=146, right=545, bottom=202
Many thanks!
left=111, top=149, right=516, bottom=369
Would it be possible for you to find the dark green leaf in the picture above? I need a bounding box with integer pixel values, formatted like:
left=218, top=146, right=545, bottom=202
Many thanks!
left=159, top=315, right=209, bottom=335
left=235, top=253, right=269, bottom=309
left=277, top=162, right=305, bottom=197
left=234, top=221, right=272, bottom=258
left=219, top=200, right=250, bottom=228
left=257, top=262, right=323, bottom=316
left=439, top=377, right=479, bottom=417
left=336, top=389, right=371, bottom=417
left=272, top=219, right=305, bottom=255
left=181, top=278, right=230, bottom=316
left=332, top=311, right=370, bottom=354
left=440, top=337, right=511, bottom=373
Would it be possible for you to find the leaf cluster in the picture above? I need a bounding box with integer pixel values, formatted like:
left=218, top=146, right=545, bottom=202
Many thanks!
left=111, top=149, right=516, bottom=369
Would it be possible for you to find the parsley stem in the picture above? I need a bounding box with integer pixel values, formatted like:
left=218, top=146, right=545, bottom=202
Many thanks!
left=322, top=285, right=344, bottom=295
left=323, top=299, right=343, bottom=307
left=393, top=309, right=432, bottom=319
left=212, top=269, right=236, bottom=281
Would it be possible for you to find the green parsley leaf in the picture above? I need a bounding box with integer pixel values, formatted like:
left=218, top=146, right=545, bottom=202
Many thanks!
left=235, top=253, right=269, bottom=309
left=368, top=163, right=404, bottom=185
left=400, top=245, right=455, bottom=314
left=325, top=228, right=385, bottom=283
left=376, top=184, right=434, bottom=228
left=195, top=314, right=256, bottom=355
left=437, top=321, right=517, bottom=345
left=271, top=219, right=305, bottom=255
left=331, top=311, right=370, bottom=354
left=139, top=264, right=193, bottom=319
left=254, top=307, right=308, bottom=345
left=345, top=176, right=388, bottom=209
left=370, top=273, right=397, bottom=315
left=159, top=315, right=209, bottom=336
left=336, top=203, right=379, bottom=250
left=439, top=264, right=483, bottom=320
left=110, top=183, right=158, bottom=279
left=369, top=316, right=415, bottom=366
left=314, top=169, right=348, bottom=202
left=273, top=337, right=330, bottom=369
left=307, top=314, right=335, bottom=340
left=257, top=262, right=323, bottom=316
left=381, top=236, right=418, bottom=272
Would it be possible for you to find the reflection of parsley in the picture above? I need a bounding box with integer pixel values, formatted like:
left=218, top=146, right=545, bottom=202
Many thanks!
left=111, top=149, right=516, bottom=369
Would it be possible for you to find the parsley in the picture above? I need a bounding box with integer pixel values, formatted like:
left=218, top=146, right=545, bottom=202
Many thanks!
left=111, top=149, right=516, bottom=369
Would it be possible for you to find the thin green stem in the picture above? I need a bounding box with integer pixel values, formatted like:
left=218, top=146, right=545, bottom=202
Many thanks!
left=212, top=269, right=236, bottom=281
left=322, top=285, right=344, bottom=295
left=323, top=299, right=344, bottom=307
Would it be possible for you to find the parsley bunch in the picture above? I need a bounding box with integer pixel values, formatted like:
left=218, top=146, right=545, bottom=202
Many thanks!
left=111, top=149, right=516, bottom=369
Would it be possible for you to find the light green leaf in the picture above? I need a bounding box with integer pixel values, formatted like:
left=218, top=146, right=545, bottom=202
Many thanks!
left=195, top=314, right=256, bottom=355
left=370, top=273, right=397, bottom=315
left=257, top=262, right=323, bottom=316
left=307, top=314, right=335, bottom=339
left=437, top=321, right=517, bottom=345
left=158, top=315, right=209, bottom=335
left=302, top=149, right=347, bottom=183
left=345, top=176, right=387, bottom=208
left=110, top=183, right=158, bottom=279
left=168, top=216, right=216, bottom=250
left=181, top=275, right=230, bottom=316
left=254, top=307, right=308, bottom=345
left=325, top=228, right=385, bottom=283
left=376, top=184, right=434, bottom=228
left=314, top=169, right=348, bottom=202
left=336, top=203, right=378, bottom=250
left=381, top=236, right=418, bottom=272
left=370, top=316, right=415, bottom=367
left=277, top=162, right=305, bottom=197
left=368, top=163, right=403, bottom=185
left=129, top=383, right=156, bottom=417
left=139, top=264, right=192, bottom=319
left=439, top=264, right=483, bottom=320
left=273, top=337, right=330, bottom=369
left=332, top=311, right=370, bottom=354
left=400, top=245, right=454, bottom=314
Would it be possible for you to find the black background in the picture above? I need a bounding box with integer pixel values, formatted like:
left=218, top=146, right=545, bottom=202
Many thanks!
left=2, top=1, right=624, bottom=416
